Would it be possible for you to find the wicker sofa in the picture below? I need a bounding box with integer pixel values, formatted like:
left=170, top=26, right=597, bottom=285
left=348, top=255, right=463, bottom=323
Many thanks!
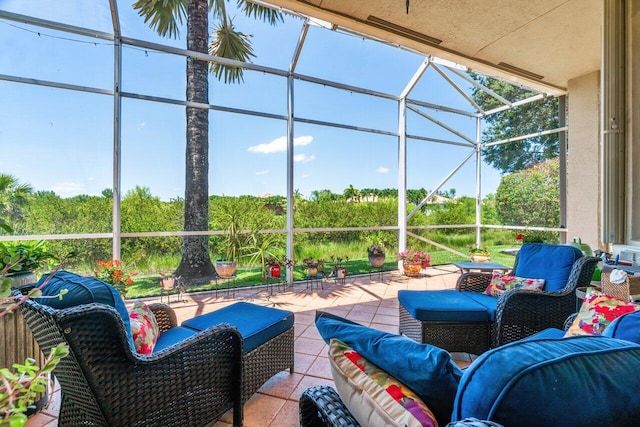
left=399, top=243, right=598, bottom=354
left=302, top=311, right=640, bottom=427
left=16, top=271, right=294, bottom=426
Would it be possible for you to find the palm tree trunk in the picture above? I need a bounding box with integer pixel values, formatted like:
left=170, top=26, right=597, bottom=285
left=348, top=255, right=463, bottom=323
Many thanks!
left=175, top=0, right=216, bottom=280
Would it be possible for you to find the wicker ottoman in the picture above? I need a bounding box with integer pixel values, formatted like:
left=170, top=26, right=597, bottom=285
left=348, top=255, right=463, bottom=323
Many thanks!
left=182, top=301, right=295, bottom=401
left=398, top=290, right=492, bottom=355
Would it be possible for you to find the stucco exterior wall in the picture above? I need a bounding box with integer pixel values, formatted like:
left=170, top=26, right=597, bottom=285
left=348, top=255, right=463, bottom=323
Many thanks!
left=567, top=71, right=601, bottom=251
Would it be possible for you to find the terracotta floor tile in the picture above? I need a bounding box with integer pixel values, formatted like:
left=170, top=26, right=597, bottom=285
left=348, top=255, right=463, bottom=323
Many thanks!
left=258, top=371, right=304, bottom=399
left=293, top=352, right=316, bottom=374
left=294, top=336, right=326, bottom=356
left=304, top=355, right=332, bottom=380
left=243, top=394, right=286, bottom=427
left=268, top=399, right=300, bottom=427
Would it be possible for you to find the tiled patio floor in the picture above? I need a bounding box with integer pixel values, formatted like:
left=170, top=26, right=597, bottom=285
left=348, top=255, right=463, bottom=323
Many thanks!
left=27, top=265, right=468, bottom=427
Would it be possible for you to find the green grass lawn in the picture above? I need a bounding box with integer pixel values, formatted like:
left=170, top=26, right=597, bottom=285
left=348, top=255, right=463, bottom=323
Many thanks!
left=123, top=245, right=519, bottom=299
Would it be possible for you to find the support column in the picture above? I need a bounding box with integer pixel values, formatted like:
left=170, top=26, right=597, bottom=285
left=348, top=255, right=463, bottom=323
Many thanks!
left=558, top=96, right=567, bottom=243
left=398, top=98, right=407, bottom=262
left=601, top=0, right=626, bottom=244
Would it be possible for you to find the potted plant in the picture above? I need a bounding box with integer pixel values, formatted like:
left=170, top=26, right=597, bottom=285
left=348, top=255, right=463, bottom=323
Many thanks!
left=470, top=246, right=491, bottom=262
left=302, top=257, right=324, bottom=278
left=396, top=250, right=431, bottom=277
left=215, top=212, right=250, bottom=279
left=367, top=243, right=386, bottom=268
left=0, top=240, right=56, bottom=286
left=265, top=256, right=283, bottom=278
left=94, top=259, right=135, bottom=299
left=330, top=256, right=349, bottom=279
left=1, top=237, right=69, bottom=426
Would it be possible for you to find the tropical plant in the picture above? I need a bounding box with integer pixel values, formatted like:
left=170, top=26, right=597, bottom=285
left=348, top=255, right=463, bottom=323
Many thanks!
left=0, top=174, right=33, bottom=227
left=0, top=237, right=69, bottom=427
left=133, top=0, right=283, bottom=282
left=0, top=240, right=56, bottom=277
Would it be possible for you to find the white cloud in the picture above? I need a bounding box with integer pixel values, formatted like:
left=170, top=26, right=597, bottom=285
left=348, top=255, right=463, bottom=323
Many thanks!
left=376, top=167, right=390, bottom=173
left=256, top=170, right=270, bottom=175
left=88, top=176, right=96, bottom=181
left=137, top=121, right=146, bottom=130
left=294, top=154, right=315, bottom=163
left=301, top=174, right=311, bottom=179
left=248, top=135, right=313, bottom=154
left=51, top=182, right=85, bottom=197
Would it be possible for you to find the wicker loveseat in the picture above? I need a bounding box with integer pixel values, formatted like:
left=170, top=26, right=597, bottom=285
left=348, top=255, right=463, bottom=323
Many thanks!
left=301, top=312, right=640, bottom=427
left=399, top=243, right=598, bottom=354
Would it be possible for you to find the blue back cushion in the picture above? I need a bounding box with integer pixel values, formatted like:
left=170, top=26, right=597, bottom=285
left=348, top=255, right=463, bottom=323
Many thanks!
left=453, top=336, right=640, bottom=426
left=603, top=310, right=640, bottom=344
left=315, top=312, right=463, bottom=425
left=35, top=270, right=134, bottom=350
left=514, top=243, right=583, bottom=291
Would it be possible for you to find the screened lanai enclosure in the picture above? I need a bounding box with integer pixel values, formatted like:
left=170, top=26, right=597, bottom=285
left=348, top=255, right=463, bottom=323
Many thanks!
left=0, top=0, right=568, bottom=284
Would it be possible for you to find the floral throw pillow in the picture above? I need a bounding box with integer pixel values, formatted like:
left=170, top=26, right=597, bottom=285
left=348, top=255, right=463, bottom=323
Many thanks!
left=484, top=271, right=545, bottom=296
left=129, top=301, right=159, bottom=354
left=565, top=290, right=640, bottom=336
left=329, top=338, right=438, bottom=427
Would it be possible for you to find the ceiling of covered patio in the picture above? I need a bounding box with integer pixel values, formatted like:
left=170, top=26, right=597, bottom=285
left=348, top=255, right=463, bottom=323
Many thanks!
left=265, top=0, right=602, bottom=95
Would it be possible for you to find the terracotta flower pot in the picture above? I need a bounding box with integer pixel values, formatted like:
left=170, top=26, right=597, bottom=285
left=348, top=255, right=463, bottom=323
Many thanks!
left=402, top=262, right=422, bottom=277
left=470, top=254, right=491, bottom=263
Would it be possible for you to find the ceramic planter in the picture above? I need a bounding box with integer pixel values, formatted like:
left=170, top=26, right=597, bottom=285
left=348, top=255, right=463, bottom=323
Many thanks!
left=368, top=253, right=386, bottom=268
left=215, top=260, right=237, bottom=278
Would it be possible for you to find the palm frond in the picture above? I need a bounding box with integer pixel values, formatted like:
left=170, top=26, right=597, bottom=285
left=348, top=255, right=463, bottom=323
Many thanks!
left=208, top=0, right=225, bottom=20
left=133, top=0, right=188, bottom=39
left=237, top=0, right=284, bottom=25
left=208, top=19, right=255, bottom=83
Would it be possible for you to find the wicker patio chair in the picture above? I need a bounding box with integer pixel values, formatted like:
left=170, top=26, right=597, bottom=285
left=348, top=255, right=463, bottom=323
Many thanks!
left=467, top=253, right=597, bottom=347
left=399, top=245, right=599, bottom=353
left=16, top=293, right=243, bottom=427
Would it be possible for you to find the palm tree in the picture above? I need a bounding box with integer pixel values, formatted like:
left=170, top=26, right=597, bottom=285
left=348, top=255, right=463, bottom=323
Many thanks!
left=133, top=0, right=282, bottom=281
left=0, top=173, right=33, bottom=227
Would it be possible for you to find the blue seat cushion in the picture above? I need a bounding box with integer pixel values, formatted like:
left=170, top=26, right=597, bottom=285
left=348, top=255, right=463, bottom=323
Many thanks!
left=514, top=243, right=583, bottom=292
left=460, top=292, right=498, bottom=321
left=315, top=311, right=463, bottom=425
left=182, top=302, right=293, bottom=353
left=35, top=270, right=134, bottom=350
left=453, top=335, right=640, bottom=426
left=153, top=326, right=198, bottom=353
left=399, top=290, right=491, bottom=322
left=603, top=310, right=640, bottom=344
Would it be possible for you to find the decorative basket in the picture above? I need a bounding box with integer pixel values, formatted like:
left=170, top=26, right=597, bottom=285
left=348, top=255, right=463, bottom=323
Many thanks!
left=601, top=270, right=640, bottom=301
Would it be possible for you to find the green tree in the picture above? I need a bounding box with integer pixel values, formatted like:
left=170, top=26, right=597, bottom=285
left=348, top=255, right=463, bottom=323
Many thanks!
left=134, top=0, right=282, bottom=280
left=471, top=74, right=559, bottom=174
left=0, top=173, right=33, bottom=227
left=495, top=158, right=559, bottom=227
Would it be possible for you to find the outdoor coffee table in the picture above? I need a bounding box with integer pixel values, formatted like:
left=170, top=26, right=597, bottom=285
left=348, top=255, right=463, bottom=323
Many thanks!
left=453, top=261, right=510, bottom=274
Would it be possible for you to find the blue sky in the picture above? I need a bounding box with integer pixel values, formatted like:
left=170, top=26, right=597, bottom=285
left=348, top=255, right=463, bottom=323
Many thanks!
left=0, top=0, right=504, bottom=201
